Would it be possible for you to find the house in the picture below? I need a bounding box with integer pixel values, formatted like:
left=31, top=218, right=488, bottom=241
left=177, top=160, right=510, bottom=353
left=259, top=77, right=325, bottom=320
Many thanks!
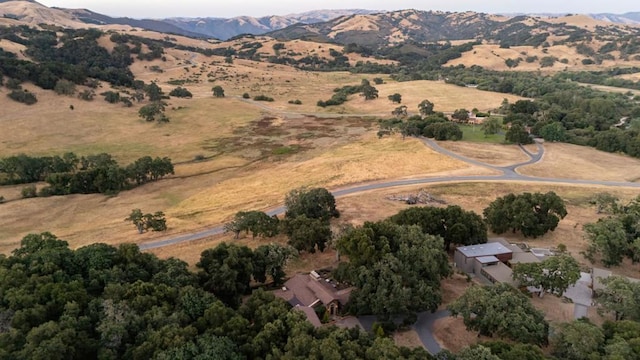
left=455, top=238, right=542, bottom=285
left=274, top=271, right=353, bottom=326
left=454, top=241, right=513, bottom=273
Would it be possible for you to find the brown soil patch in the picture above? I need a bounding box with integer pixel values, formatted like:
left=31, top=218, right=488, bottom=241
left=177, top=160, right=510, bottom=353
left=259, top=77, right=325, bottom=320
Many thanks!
left=519, top=143, right=640, bottom=182
left=433, top=317, right=485, bottom=353
left=438, top=142, right=529, bottom=166
left=394, top=330, right=426, bottom=350
left=441, top=274, right=475, bottom=306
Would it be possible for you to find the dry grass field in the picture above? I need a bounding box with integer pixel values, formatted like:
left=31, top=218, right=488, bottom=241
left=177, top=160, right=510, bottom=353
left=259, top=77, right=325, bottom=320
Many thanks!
left=1, top=26, right=638, bottom=266
left=437, top=141, right=530, bottom=166
left=0, top=84, right=263, bottom=163
left=143, top=181, right=640, bottom=279
left=2, top=40, right=524, bottom=254
left=577, top=83, right=640, bottom=96
left=519, top=142, right=640, bottom=182
left=446, top=43, right=640, bottom=72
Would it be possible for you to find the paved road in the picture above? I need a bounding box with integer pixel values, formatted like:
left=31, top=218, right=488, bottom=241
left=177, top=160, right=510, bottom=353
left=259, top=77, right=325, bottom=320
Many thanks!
left=139, top=137, right=640, bottom=250
left=414, top=310, right=451, bottom=354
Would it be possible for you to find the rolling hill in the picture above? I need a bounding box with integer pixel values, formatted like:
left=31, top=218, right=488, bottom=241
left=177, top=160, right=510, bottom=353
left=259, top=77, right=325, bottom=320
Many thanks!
left=267, top=9, right=640, bottom=48
left=164, top=9, right=379, bottom=40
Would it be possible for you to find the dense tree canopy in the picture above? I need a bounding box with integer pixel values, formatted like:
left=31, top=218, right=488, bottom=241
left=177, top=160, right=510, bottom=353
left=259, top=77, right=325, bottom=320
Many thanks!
left=449, top=283, right=549, bottom=345
left=337, top=221, right=450, bottom=322
left=423, top=122, right=463, bottom=141
left=505, top=122, right=534, bottom=144
left=584, top=195, right=640, bottom=266
left=551, top=319, right=640, bottom=360
left=390, top=205, right=487, bottom=251
left=224, top=211, right=279, bottom=239
left=594, top=276, right=640, bottom=321
left=418, top=99, right=435, bottom=116
left=551, top=319, right=605, bottom=360
left=0, top=152, right=173, bottom=196
left=483, top=191, right=567, bottom=238
left=0, top=233, right=432, bottom=359
left=512, top=254, right=581, bottom=297
left=282, top=215, right=332, bottom=253
left=285, top=187, right=339, bottom=221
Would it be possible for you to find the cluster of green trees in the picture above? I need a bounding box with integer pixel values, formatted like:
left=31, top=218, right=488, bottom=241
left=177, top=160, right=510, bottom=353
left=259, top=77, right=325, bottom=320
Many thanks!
left=449, top=283, right=549, bottom=345
left=584, top=195, right=640, bottom=266
left=329, top=205, right=485, bottom=324
left=7, top=88, right=38, bottom=105
left=483, top=192, right=567, bottom=238
left=512, top=254, right=581, bottom=297
left=0, top=27, right=134, bottom=90
left=390, top=206, right=487, bottom=251
left=447, top=257, right=640, bottom=358
left=224, top=211, right=279, bottom=239
left=125, top=209, right=167, bottom=233
left=225, top=188, right=339, bottom=254
left=555, top=68, right=640, bottom=91
left=282, top=188, right=339, bottom=253
left=0, top=153, right=173, bottom=196
left=378, top=108, right=463, bottom=141
left=317, top=79, right=378, bottom=107
left=551, top=318, right=640, bottom=359
left=0, top=233, right=434, bottom=359
left=336, top=221, right=451, bottom=324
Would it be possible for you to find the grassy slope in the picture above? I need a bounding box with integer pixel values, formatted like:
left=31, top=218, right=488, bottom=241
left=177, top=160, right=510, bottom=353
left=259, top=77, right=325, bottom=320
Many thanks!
left=2, top=32, right=638, bottom=260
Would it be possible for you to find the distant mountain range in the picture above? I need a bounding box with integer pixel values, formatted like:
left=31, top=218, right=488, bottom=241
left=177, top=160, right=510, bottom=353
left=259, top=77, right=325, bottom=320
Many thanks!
left=590, top=12, right=640, bottom=25
left=164, top=9, right=380, bottom=40
left=0, top=0, right=639, bottom=41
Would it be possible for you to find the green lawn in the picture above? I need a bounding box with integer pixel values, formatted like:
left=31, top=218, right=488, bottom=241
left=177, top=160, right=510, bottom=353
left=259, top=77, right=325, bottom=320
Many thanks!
left=460, top=124, right=505, bottom=143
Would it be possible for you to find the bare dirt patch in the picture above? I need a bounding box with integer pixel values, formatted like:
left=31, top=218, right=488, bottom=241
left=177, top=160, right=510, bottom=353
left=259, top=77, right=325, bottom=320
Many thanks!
left=519, top=143, right=640, bottom=182
left=394, top=330, right=426, bottom=350
left=432, top=316, right=484, bottom=353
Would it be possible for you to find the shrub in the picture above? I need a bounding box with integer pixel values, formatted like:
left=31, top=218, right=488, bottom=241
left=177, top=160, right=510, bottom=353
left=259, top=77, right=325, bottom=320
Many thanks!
left=169, top=87, right=193, bottom=98
left=85, top=79, right=101, bottom=88
left=8, top=90, right=37, bottom=105
left=288, top=99, right=302, bottom=105
left=254, top=94, right=274, bottom=102
left=102, top=91, right=120, bottom=103
left=423, top=122, right=463, bottom=140
left=540, top=56, right=557, bottom=68
left=78, top=89, right=95, bottom=101
left=0, top=195, right=5, bottom=204
left=21, top=185, right=37, bottom=198
left=54, top=79, right=76, bottom=96
left=5, top=78, right=22, bottom=90
left=242, top=92, right=250, bottom=99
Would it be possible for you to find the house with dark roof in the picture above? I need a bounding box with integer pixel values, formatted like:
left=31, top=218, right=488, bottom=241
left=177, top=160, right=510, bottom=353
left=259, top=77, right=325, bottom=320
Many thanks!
left=274, top=271, right=353, bottom=326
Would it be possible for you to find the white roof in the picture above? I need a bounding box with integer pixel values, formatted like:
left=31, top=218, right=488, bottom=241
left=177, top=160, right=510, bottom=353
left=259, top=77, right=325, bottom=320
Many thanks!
left=457, top=242, right=513, bottom=258
left=476, top=256, right=500, bottom=264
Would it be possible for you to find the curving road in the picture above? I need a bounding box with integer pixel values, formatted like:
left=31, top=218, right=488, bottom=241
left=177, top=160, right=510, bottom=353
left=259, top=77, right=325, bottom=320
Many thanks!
left=139, top=137, right=640, bottom=250
left=137, top=127, right=640, bottom=353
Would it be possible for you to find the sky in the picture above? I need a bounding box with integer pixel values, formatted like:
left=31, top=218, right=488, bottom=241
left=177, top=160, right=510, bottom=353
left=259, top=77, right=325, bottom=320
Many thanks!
left=37, top=0, right=639, bottom=19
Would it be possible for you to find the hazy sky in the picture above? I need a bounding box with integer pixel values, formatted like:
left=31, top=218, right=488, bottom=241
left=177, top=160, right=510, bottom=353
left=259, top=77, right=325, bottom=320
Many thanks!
left=38, top=0, right=638, bottom=19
